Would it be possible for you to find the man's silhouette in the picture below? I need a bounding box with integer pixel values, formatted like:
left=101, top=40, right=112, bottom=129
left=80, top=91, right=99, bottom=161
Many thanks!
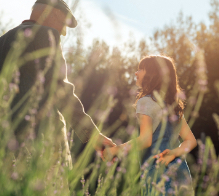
left=0, top=0, right=115, bottom=193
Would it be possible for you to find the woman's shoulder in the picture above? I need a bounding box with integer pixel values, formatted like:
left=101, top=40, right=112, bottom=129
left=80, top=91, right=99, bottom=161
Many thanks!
left=136, top=96, right=161, bottom=111
left=137, top=96, right=158, bottom=106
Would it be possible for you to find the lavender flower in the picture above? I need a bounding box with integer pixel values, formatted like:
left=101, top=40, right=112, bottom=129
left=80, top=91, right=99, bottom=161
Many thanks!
left=24, top=28, right=32, bottom=37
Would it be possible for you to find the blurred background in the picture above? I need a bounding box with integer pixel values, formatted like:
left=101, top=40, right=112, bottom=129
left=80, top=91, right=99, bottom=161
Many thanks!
left=1, top=0, right=218, bottom=168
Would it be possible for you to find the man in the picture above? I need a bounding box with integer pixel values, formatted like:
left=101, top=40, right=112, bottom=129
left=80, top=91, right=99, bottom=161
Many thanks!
left=0, top=0, right=115, bottom=193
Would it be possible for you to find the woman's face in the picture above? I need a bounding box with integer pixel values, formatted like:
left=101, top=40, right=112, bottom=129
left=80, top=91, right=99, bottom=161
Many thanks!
left=135, top=68, right=146, bottom=87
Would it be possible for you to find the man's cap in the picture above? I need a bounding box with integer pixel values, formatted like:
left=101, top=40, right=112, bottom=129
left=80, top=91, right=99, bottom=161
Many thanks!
left=34, top=0, right=77, bottom=28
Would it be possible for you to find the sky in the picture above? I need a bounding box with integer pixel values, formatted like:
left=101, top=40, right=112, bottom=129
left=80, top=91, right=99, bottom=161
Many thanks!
left=0, top=0, right=212, bottom=48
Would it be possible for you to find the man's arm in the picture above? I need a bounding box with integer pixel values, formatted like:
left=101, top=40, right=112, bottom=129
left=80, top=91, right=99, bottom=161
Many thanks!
left=51, top=42, right=115, bottom=149
left=59, top=79, right=116, bottom=149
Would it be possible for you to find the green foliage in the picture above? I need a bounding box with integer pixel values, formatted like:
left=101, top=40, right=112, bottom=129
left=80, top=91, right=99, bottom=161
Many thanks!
left=0, top=0, right=219, bottom=195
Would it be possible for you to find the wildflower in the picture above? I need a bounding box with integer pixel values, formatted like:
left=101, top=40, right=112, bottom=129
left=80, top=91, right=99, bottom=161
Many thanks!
left=177, top=91, right=186, bottom=100
left=30, top=108, right=37, bottom=114
left=24, top=28, right=32, bottom=37
left=96, top=151, right=102, bottom=157
left=199, top=85, right=208, bottom=93
left=177, top=159, right=182, bottom=164
left=11, top=172, right=18, bottom=180
left=162, top=174, right=170, bottom=182
left=116, top=167, right=122, bottom=172
left=37, top=72, right=45, bottom=84
left=169, top=114, right=178, bottom=122
left=151, top=182, right=156, bottom=186
left=204, top=175, right=209, bottom=182
left=198, top=79, right=208, bottom=86
left=54, top=190, right=57, bottom=194
left=80, top=176, right=85, bottom=188
left=25, top=115, right=31, bottom=121
left=163, top=108, right=168, bottom=115
left=107, top=162, right=112, bottom=167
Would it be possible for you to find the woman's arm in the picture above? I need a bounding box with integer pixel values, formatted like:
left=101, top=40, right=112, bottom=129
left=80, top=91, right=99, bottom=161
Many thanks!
left=154, top=117, right=197, bottom=165
left=172, top=117, right=197, bottom=157
left=103, top=114, right=153, bottom=160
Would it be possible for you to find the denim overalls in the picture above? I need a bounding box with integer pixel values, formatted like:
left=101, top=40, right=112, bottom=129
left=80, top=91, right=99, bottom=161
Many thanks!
left=139, top=95, right=194, bottom=196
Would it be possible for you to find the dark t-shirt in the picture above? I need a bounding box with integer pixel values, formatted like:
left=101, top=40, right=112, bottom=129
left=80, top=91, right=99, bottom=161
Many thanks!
left=0, top=21, right=98, bottom=144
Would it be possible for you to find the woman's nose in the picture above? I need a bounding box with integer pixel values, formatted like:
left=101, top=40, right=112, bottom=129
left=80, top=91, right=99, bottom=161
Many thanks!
left=135, top=71, right=138, bottom=76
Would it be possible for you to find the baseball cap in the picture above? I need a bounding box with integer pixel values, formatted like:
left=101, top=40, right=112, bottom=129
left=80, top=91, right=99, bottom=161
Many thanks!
left=34, top=0, right=77, bottom=28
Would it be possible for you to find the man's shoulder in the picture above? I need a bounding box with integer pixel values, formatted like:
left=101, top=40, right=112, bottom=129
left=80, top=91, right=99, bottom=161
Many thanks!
left=0, top=22, right=59, bottom=41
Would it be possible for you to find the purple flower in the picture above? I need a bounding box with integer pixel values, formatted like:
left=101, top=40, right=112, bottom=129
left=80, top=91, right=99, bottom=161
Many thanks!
left=162, top=174, right=170, bottom=182
left=38, top=73, right=45, bottom=84
left=177, top=159, right=182, bottom=164
left=198, top=79, right=208, bottom=86
left=116, top=167, right=122, bottom=172
left=24, top=28, right=32, bottom=37
left=96, top=151, right=102, bottom=157
left=107, top=162, right=112, bottom=167
left=177, top=91, right=186, bottom=100
left=11, top=172, right=18, bottom=180
left=169, top=114, right=178, bottom=122
left=30, top=109, right=37, bottom=114
left=204, top=175, right=209, bottom=182
left=25, top=115, right=31, bottom=121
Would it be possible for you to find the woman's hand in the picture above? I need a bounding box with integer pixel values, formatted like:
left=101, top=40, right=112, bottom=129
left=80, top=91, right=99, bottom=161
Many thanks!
left=153, top=149, right=176, bottom=166
left=103, top=146, right=119, bottom=161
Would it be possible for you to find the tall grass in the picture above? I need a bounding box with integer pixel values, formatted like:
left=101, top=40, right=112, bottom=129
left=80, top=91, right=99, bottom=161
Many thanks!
left=0, top=23, right=219, bottom=196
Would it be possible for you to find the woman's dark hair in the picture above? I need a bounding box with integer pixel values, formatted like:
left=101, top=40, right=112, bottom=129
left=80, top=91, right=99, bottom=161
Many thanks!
left=136, top=55, right=184, bottom=119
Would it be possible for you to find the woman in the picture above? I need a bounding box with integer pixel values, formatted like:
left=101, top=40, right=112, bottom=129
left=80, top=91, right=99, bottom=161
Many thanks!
left=103, top=55, right=197, bottom=195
